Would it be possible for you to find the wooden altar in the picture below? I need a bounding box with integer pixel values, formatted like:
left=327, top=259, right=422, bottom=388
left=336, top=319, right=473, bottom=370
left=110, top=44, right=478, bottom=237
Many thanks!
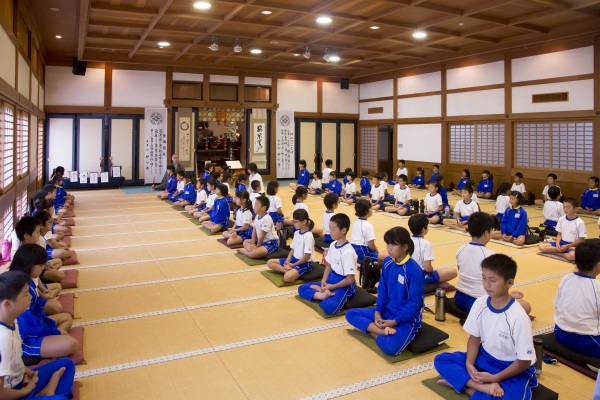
left=196, top=143, right=241, bottom=170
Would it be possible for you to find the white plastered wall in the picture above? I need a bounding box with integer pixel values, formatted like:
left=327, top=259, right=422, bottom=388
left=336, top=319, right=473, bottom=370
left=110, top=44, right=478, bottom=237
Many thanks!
left=17, top=54, right=29, bottom=100
left=512, top=46, right=593, bottom=82
left=47, top=118, right=74, bottom=174
left=398, top=95, right=441, bottom=118
left=447, top=61, right=504, bottom=90
left=512, top=80, right=594, bottom=113
left=45, top=66, right=104, bottom=106
left=112, top=70, right=166, bottom=107
left=322, top=82, right=359, bottom=114
left=359, top=100, right=394, bottom=120
left=359, top=79, right=393, bottom=99
left=397, top=72, right=441, bottom=95
left=397, top=124, right=442, bottom=163
left=0, top=26, right=15, bottom=87
left=447, top=89, right=505, bottom=116
left=277, top=79, right=317, bottom=112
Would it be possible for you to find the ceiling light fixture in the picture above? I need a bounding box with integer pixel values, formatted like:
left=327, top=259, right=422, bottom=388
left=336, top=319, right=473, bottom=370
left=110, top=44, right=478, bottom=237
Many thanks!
left=370, top=26, right=380, bottom=30
left=233, top=38, right=242, bottom=53
left=250, top=49, right=262, bottom=54
left=412, top=31, right=427, bottom=39
left=329, top=55, right=340, bottom=62
left=458, top=22, right=464, bottom=26
left=193, top=1, right=211, bottom=10
left=55, top=35, right=62, bottom=39
left=261, top=10, right=272, bottom=15
left=303, top=45, right=311, bottom=59
left=293, top=53, right=300, bottom=57
left=209, top=36, right=219, bottom=51
left=50, top=7, right=59, bottom=11
left=157, top=41, right=170, bottom=47
left=323, top=48, right=330, bottom=62
left=316, top=16, right=332, bottom=24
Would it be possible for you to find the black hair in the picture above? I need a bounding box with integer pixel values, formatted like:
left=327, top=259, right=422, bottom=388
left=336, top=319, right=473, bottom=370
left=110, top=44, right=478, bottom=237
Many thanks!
left=354, top=199, right=371, bottom=217
left=481, top=254, right=517, bottom=281
left=295, top=185, right=308, bottom=199
left=482, top=170, right=493, bottom=180
left=398, top=174, right=408, bottom=183
left=52, top=175, right=62, bottom=184
left=292, top=209, right=314, bottom=230
left=32, top=210, right=52, bottom=225
left=9, top=243, right=48, bottom=277
left=247, top=163, right=258, bottom=174
left=324, top=192, right=339, bottom=209
left=211, top=171, right=221, bottom=180
left=330, top=213, right=350, bottom=233
left=430, top=181, right=441, bottom=193
left=222, top=173, right=232, bottom=183
left=416, top=167, right=423, bottom=173
left=408, top=214, right=429, bottom=236
left=589, top=176, right=600, bottom=187
left=462, top=185, right=474, bottom=194
left=383, top=226, right=415, bottom=257
left=574, top=239, right=600, bottom=273
left=563, top=197, right=578, bottom=208
left=548, top=173, right=558, bottom=180
left=42, top=184, right=55, bottom=193
left=313, top=170, right=322, bottom=180
left=330, top=170, right=337, bottom=178
left=373, top=173, right=382, bottom=181
left=255, top=195, right=270, bottom=209
left=50, top=166, right=65, bottom=180
left=362, top=170, right=369, bottom=177
left=197, top=178, right=207, bottom=187
left=207, top=178, right=217, bottom=190
left=381, top=171, right=388, bottom=179
left=347, top=172, right=356, bottom=180
left=433, top=164, right=440, bottom=169
left=462, top=169, right=470, bottom=178
left=237, top=173, right=247, bottom=182
left=510, top=191, right=524, bottom=205
left=465, top=179, right=475, bottom=188
left=467, top=212, right=494, bottom=238
left=266, top=180, right=279, bottom=196
left=216, top=184, right=229, bottom=197
left=15, top=216, right=41, bottom=241
left=344, top=168, right=352, bottom=174
left=325, top=159, right=333, bottom=167
left=435, top=174, right=444, bottom=183
left=547, top=186, right=560, bottom=200
left=31, top=190, right=50, bottom=212
left=236, top=190, right=251, bottom=210
left=298, top=159, right=307, bottom=168
left=166, top=164, right=175, bottom=172
left=177, top=170, right=186, bottom=177
left=251, top=180, right=261, bottom=191
left=0, top=270, right=31, bottom=302
left=399, top=159, right=405, bottom=164
left=498, top=182, right=512, bottom=195
left=515, top=172, right=523, bottom=179
left=204, top=163, right=213, bottom=172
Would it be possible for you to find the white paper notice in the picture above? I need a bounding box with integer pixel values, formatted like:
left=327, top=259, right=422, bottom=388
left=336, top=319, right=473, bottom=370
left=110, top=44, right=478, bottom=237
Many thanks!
left=112, top=166, right=121, bottom=178
left=89, top=172, right=99, bottom=184
left=100, top=172, right=109, bottom=183
left=80, top=172, right=88, bottom=184
left=70, top=171, right=78, bottom=182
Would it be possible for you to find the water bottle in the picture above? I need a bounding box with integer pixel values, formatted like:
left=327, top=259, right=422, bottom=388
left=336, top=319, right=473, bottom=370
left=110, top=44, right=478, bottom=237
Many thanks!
left=435, top=288, right=446, bottom=321
left=533, top=338, right=544, bottom=375
left=322, top=247, right=329, bottom=268
left=419, top=200, right=425, bottom=213
left=444, top=205, right=450, bottom=218
left=538, top=223, right=546, bottom=241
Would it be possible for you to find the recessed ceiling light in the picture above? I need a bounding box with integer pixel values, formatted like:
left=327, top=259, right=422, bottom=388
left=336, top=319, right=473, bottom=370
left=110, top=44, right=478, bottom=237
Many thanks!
left=370, top=26, right=380, bottom=30
left=270, top=41, right=279, bottom=44
left=261, top=10, right=272, bottom=15
left=412, top=31, right=427, bottom=39
left=316, top=16, right=332, bottom=24
left=329, top=55, right=340, bottom=62
left=157, top=41, right=170, bottom=47
left=250, top=49, right=262, bottom=54
left=458, top=22, right=464, bottom=26
left=55, top=35, right=62, bottom=39
left=293, top=53, right=300, bottom=57
left=50, top=7, right=59, bottom=11
left=193, top=1, right=211, bottom=10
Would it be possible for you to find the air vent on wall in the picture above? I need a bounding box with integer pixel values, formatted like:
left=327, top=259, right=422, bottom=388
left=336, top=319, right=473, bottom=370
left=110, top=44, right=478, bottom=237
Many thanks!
left=368, top=107, right=384, bottom=114
left=532, top=92, right=568, bottom=103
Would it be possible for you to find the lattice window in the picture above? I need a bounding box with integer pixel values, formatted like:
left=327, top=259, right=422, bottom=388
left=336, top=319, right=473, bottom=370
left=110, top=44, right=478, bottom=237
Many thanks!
left=515, top=121, right=592, bottom=172
left=360, top=126, right=377, bottom=172
left=18, top=111, right=28, bottom=176
left=449, top=124, right=474, bottom=163
left=2, top=205, right=13, bottom=242
left=1, top=104, right=14, bottom=188
left=449, top=123, right=504, bottom=165
left=15, top=190, right=27, bottom=219
left=37, top=120, right=44, bottom=181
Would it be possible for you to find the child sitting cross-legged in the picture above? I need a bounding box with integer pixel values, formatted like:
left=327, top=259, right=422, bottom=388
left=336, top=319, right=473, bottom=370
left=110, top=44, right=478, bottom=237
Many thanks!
left=168, top=170, right=186, bottom=202
left=491, top=191, right=528, bottom=247
left=237, top=196, right=279, bottom=259
left=346, top=226, right=424, bottom=355
left=423, top=182, right=443, bottom=224
left=350, top=199, right=386, bottom=263
left=541, top=186, right=564, bottom=230
left=222, top=190, right=252, bottom=246
left=539, top=198, right=587, bottom=261
left=173, top=176, right=196, bottom=207
left=443, top=185, right=479, bottom=232
left=289, top=159, right=310, bottom=191
left=434, top=253, right=538, bottom=399
left=0, top=270, right=76, bottom=399
left=32, top=211, right=74, bottom=266
left=553, top=239, right=600, bottom=357
left=298, top=213, right=357, bottom=314
left=368, top=173, right=385, bottom=211
left=409, top=214, right=457, bottom=288
left=319, top=193, right=338, bottom=245
left=157, top=165, right=176, bottom=199
left=384, top=174, right=412, bottom=216
left=321, top=170, right=342, bottom=198
left=201, top=184, right=231, bottom=233
left=307, top=171, right=322, bottom=195
left=187, top=178, right=207, bottom=215
left=341, top=172, right=357, bottom=205
left=9, top=244, right=79, bottom=359
left=266, top=181, right=284, bottom=230
left=267, top=209, right=315, bottom=283
left=197, top=179, right=217, bottom=221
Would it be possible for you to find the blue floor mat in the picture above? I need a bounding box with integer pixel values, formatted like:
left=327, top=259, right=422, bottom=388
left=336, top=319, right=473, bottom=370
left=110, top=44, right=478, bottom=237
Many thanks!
left=120, top=186, right=153, bottom=194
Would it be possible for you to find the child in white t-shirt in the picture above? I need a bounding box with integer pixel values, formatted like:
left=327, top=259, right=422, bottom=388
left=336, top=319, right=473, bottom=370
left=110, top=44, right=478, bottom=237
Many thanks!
left=541, top=186, right=564, bottom=230
left=443, top=185, right=478, bottom=232
left=322, top=159, right=333, bottom=186
left=511, top=172, right=526, bottom=194
left=539, top=198, right=587, bottom=261
left=350, top=200, right=385, bottom=262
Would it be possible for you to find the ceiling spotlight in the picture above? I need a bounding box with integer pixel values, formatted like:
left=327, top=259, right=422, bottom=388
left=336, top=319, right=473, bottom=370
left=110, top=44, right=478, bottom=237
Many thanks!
left=458, top=22, right=465, bottom=26
left=316, top=16, right=332, bottom=24
left=157, top=41, right=170, bottom=47
left=193, top=1, right=211, bottom=9
left=412, top=31, right=427, bottom=39
left=261, top=10, right=272, bottom=15
left=233, top=38, right=242, bottom=53
left=293, top=53, right=300, bottom=57
left=323, top=48, right=330, bottom=62
left=370, top=26, right=380, bottom=30
left=50, top=7, right=59, bottom=11
left=250, top=49, right=262, bottom=54
left=329, top=55, right=340, bottom=62
left=55, top=35, right=62, bottom=39
left=209, top=36, right=219, bottom=51
left=303, top=45, right=311, bottom=59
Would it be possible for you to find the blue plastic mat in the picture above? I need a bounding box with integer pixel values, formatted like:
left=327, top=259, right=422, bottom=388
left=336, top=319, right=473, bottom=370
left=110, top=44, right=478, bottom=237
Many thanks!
left=120, top=186, right=153, bottom=194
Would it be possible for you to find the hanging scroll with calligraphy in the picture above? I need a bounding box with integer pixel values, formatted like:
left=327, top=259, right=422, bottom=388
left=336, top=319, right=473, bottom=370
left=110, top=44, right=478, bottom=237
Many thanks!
left=276, top=111, right=295, bottom=179
left=144, top=108, right=168, bottom=184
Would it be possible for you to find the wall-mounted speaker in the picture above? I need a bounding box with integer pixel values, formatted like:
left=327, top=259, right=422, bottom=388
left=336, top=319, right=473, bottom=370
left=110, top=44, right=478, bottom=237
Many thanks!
left=72, top=57, right=87, bottom=76
left=340, top=78, right=350, bottom=90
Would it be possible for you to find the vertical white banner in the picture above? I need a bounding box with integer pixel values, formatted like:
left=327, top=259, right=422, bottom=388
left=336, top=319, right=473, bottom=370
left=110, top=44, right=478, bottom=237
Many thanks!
left=276, top=111, right=295, bottom=179
left=253, top=121, right=266, bottom=154
left=144, top=108, right=168, bottom=184
left=178, top=116, right=191, bottom=162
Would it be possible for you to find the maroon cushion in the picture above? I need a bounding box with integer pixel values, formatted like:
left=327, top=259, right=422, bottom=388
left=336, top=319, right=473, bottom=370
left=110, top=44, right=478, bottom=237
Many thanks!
left=58, top=293, right=75, bottom=317
left=61, top=237, right=71, bottom=247
left=61, top=269, right=78, bottom=289
left=68, top=326, right=85, bottom=365
left=63, top=211, right=75, bottom=218
left=63, top=218, right=75, bottom=227
left=61, top=251, right=79, bottom=266
left=72, top=381, right=81, bottom=400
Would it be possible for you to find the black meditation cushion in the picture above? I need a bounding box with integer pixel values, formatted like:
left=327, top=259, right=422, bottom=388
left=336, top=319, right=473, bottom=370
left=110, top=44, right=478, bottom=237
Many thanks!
left=535, top=332, right=600, bottom=370
left=525, top=234, right=542, bottom=245
left=343, top=286, right=376, bottom=309
left=300, top=262, right=326, bottom=282
left=406, top=322, right=449, bottom=354
left=424, top=283, right=439, bottom=294
left=264, top=248, right=290, bottom=260
left=314, top=238, right=331, bottom=250
left=445, top=297, right=469, bottom=320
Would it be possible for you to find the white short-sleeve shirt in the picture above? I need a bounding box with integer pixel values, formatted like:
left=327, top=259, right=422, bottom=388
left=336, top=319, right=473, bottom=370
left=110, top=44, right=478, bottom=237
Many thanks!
left=542, top=184, right=562, bottom=199
left=294, top=202, right=309, bottom=212
left=380, top=181, right=389, bottom=193
left=456, top=243, right=496, bottom=298
left=235, top=208, right=252, bottom=227
left=455, top=199, right=479, bottom=218
left=396, top=167, right=408, bottom=177
left=248, top=173, right=263, bottom=194
left=350, top=218, right=376, bottom=246
left=471, top=193, right=480, bottom=204
left=345, top=182, right=356, bottom=195
left=326, top=241, right=357, bottom=276
left=542, top=200, right=564, bottom=222
left=464, top=296, right=536, bottom=364
left=394, top=185, right=412, bottom=205
left=176, top=180, right=185, bottom=191
left=257, top=214, right=277, bottom=242
left=511, top=183, right=526, bottom=194
left=425, top=193, right=443, bottom=213
left=291, top=230, right=314, bottom=261
left=322, top=168, right=332, bottom=184
left=267, top=195, right=282, bottom=213
left=311, top=179, right=322, bottom=190
left=196, top=189, right=207, bottom=206
left=554, top=272, right=600, bottom=336
left=249, top=191, right=264, bottom=209
left=206, top=193, right=216, bottom=209
left=0, top=321, right=24, bottom=389
left=494, top=195, right=511, bottom=215
left=411, top=236, right=434, bottom=270
left=323, top=211, right=335, bottom=235
left=556, top=215, right=587, bottom=243
left=370, top=184, right=385, bottom=201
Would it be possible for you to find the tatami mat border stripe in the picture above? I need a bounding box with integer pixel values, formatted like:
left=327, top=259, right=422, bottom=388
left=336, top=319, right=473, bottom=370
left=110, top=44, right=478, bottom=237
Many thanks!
left=70, top=227, right=198, bottom=238
left=74, top=321, right=350, bottom=378
left=75, top=236, right=219, bottom=252
left=70, top=218, right=187, bottom=228
left=68, top=266, right=267, bottom=293
left=513, top=271, right=570, bottom=288
left=73, top=289, right=295, bottom=327
left=73, top=211, right=181, bottom=219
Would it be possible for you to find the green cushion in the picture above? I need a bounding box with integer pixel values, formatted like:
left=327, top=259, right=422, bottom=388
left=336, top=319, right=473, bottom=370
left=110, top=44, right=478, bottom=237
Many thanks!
left=260, top=262, right=326, bottom=287
left=296, top=295, right=346, bottom=318
left=422, top=377, right=558, bottom=400
left=216, top=238, right=243, bottom=249
left=295, top=286, right=376, bottom=318
left=172, top=205, right=185, bottom=211
left=189, top=218, right=202, bottom=225
left=235, top=253, right=267, bottom=266
left=164, top=200, right=174, bottom=204
left=199, top=227, right=222, bottom=235
left=180, top=211, right=194, bottom=218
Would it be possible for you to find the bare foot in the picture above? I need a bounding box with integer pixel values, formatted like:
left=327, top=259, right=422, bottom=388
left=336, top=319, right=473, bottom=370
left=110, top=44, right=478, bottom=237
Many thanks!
left=37, top=367, right=66, bottom=397
left=309, top=284, right=321, bottom=291
left=236, top=249, right=245, bottom=254
left=323, top=289, right=334, bottom=297
left=488, top=382, right=504, bottom=397
left=437, top=379, right=453, bottom=388
left=384, top=327, right=396, bottom=335
left=510, top=291, right=524, bottom=299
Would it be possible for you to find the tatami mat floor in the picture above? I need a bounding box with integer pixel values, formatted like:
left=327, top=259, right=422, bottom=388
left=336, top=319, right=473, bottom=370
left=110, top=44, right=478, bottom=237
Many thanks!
left=62, top=186, right=598, bottom=399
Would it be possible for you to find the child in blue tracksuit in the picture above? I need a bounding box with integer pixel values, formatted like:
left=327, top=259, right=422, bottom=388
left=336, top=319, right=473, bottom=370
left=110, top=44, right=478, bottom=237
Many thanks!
left=409, top=167, right=425, bottom=189
left=298, top=213, right=357, bottom=315
left=575, top=176, right=600, bottom=216
left=360, top=170, right=371, bottom=195
left=429, top=164, right=440, bottom=184
left=453, top=169, right=470, bottom=195
left=173, top=176, right=196, bottom=207
left=202, top=184, right=231, bottom=233
left=168, top=170, right=186, bottom=201
left=435, top=175, right=449, bottom=208
left=476, top=170, right=494, bottom=199
left=290, top=160, right=310, bottom=191
left=323, top=171, right=342, bottom=197
left=435, top=254, right=537, bottom=399
left=492, top=191, right=528, bottom=246
left=158, top=165, right=176, bottom=199
left=346, top=226, right=424, bottom=355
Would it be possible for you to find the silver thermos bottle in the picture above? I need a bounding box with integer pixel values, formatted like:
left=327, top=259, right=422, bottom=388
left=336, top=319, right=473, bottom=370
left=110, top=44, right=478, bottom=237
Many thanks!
left=534, top=338, right=544, bottom=375
left=435, top=288, right=446, bottom=321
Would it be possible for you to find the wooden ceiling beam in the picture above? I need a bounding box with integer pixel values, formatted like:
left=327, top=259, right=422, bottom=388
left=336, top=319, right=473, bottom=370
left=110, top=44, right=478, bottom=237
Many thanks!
left=88, top=19, right=148, bottom=30
left=77, top=0, right=90, bottom=60
left=463, top=0, right=516, bottom=16
left=129, top=0, right=174, bottom=58
left=509, top=9, right=561, bottom=25
left=570, top=0, right=600, bottom=10
left=90, top=3, right=158, bottom=15
left=87, top=33, right=140, bottom=41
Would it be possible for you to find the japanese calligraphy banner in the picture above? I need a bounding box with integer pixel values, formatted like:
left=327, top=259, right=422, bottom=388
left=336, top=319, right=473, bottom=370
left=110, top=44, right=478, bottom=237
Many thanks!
left=275, top=111, right=295, bottom=179
left=253, top=121, right=266, bottom=154
left=144, top=108, right=168, bottom=184
left=178, top=116, right=192, bottom=162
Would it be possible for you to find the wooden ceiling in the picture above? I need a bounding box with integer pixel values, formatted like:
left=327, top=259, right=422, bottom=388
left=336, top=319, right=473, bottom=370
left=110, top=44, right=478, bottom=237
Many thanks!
left=30, top=0, right=600, bottom=79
